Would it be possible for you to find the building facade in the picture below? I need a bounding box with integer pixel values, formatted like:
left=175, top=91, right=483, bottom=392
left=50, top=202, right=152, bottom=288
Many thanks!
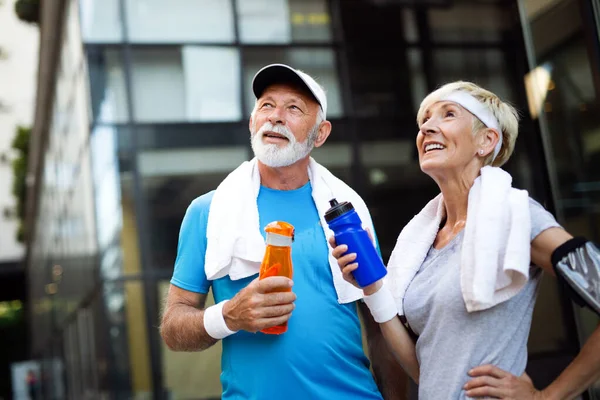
left=0, top=0, right=37, bottom=267
left=0, top=4, right=38, bottom=396
left=26, top=0, right=600, bottom=399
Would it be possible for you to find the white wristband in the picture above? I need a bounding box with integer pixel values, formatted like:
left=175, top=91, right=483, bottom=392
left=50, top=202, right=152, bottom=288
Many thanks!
left=204, top=300, right=238, bottom=340
left=363, top=281, right=398, bottom=323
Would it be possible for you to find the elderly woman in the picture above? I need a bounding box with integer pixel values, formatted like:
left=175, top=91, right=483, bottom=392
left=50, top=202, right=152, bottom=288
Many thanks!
left=331, top=81, right=600, bottom=399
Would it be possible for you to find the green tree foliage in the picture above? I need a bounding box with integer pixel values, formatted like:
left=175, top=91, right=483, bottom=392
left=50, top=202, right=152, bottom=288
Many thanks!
left=14, top=0, right=40, bottom=24
left=0, top=301, right=23, bottom=328
left=11, top=126, right=30, bottom=243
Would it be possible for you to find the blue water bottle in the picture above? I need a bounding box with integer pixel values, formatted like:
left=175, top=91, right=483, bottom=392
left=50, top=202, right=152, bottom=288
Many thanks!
left=324, top=198, right=387, bottom=287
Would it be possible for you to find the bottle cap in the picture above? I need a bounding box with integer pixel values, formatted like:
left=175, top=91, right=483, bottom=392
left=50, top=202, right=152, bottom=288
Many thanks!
left=265, top=221, right=295, bottom=239
left=324, top=198, right=355, bottom=223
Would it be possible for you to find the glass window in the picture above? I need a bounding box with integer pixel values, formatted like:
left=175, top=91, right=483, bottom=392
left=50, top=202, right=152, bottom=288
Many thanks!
left=402, top=9, right=419, bottom=42
left=343, top=51, right=415, bottom=119
left=77, top=309, right=100, bottom=397
left=102, top=281, right=152, bottom=398
left=432, top=49, right=515, bottom=102
left=237, top=0, right=291, bottom=43
left=87, top=48, right=129, bottom=123
left=407, top=49, right=427, bottom=112
left=64, top=321, right=82, bottom=398
left=41, top=355, right=66, bottom=400
left=130, top=48, right=185, bottom=122
left=310, top=145, right=352, bottom=184
left=243, top=48, right=343, bottom=118
left=289, top=0, right=332, bottom=42
left=428, top=4, right=506, bottom=43
left=79, top=0, right=123, bottom=43
left=237, top=0, right=332, bottom=43
left=182, top=47, right=241, bottom=122
left=140, top=150, right=246, bottom=270
left=125, top=0, right=235, bottom=43
left=90, top=125, right=128, bottom=280
left=138, top=147, right=248, bottom=178
left=135, top=122, right=248, bottom=150
left=130, top=47, right=241, bottom=123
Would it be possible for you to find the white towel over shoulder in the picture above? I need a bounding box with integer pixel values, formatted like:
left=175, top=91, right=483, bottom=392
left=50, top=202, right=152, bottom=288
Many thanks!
left=387, top=166, right=531, bottom=313
left=204, top=157, right=376, bottom=304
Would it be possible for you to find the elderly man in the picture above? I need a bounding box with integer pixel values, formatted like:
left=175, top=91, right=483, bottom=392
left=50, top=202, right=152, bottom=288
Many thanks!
left=160, top=64, right=405, bottom=399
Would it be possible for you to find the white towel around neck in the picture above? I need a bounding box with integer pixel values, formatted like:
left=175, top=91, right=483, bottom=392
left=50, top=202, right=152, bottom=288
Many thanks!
left=387, top=166, right=532, bottom=313
left=204, top=157, right=375, bottom=304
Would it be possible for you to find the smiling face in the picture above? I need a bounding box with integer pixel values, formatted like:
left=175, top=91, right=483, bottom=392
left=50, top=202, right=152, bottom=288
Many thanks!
left=416, top=101, right=483, bottom=180
left=249, top=83, right=329, bottom=168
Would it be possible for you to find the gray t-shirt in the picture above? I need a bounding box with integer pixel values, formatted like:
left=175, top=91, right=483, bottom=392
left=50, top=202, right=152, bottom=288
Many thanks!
left=403, top=198, right=560, bottom=400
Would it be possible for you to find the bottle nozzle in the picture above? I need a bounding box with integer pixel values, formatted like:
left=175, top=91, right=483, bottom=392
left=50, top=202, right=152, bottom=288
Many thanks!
left=324, top=198, right=352, bottom=223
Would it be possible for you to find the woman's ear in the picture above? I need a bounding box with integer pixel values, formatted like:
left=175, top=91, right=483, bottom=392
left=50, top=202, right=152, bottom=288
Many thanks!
left=478, top=128, right=500, bottom=157
left=314, top=120, right=332, bottom=148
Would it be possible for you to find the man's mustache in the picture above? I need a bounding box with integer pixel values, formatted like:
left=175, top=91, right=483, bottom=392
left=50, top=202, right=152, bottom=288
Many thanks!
left=255, top=123, right=295, bottom=142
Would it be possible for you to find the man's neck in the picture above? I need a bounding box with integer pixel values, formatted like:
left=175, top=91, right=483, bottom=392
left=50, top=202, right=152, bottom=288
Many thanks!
left=257, top=157, right=310, bottom=190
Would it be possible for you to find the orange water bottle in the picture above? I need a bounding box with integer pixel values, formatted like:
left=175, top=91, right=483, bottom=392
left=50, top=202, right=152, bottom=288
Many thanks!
left=259, top=221, right=295, bottom=335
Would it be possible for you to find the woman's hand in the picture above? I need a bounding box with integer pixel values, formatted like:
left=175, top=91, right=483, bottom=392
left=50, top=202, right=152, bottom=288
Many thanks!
left=464, top=365, right=547, bottom=399
left=328, top=236, right=361, bottom=289
left=328, top=234, right=382, bottom=295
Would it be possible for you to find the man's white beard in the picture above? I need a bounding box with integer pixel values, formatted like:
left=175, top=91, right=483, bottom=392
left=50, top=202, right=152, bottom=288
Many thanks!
left=251, top=122, right=316, bottom=168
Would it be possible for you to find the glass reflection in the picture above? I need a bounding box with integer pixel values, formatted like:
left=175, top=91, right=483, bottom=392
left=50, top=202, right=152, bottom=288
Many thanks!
left=125, top=0, right=235, bottom=43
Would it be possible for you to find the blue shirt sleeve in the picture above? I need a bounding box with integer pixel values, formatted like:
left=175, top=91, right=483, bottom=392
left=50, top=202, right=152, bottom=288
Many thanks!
left=170, top=191, right=215, bottom=294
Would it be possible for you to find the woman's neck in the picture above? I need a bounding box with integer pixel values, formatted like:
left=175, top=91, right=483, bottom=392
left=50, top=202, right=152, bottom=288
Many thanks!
left=435, top=165, right=481, bottom=227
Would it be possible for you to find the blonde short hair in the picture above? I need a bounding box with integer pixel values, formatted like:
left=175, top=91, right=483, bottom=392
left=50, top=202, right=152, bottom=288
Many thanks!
left=416, top=81, right=519, bottom=167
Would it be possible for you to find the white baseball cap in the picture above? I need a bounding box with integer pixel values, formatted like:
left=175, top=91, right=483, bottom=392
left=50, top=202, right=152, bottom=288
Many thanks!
left=252, top=63, right=328, bottom=118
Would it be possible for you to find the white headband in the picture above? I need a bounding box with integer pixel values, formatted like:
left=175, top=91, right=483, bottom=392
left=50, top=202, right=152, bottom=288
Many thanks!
left=441, top=91, right=503, bottom=160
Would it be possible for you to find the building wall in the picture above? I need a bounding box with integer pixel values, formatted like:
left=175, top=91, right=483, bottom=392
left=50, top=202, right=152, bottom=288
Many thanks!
left=27, top=2, right=101, bottom=398
left=0, top=0, right=38, bottom=262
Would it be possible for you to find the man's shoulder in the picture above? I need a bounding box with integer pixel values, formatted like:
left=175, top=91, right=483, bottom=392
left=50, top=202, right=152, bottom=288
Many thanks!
left=187, top=190, right=217, bottom=216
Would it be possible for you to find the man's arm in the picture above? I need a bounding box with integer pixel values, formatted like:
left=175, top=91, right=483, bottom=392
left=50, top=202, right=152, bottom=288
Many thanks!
left=160, top=278, right=296, bottom=352
left=359, top=301, right=409, bottom=400
left=160, top=285, right=217, bottom=352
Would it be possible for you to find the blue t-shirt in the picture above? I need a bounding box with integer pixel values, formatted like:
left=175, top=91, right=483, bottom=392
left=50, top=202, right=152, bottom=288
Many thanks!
left=171, top=182, right=382, bottom=400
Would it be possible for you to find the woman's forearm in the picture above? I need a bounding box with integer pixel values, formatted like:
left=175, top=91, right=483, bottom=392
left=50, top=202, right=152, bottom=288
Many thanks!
left=362, top=280, right=420, bottom=382
left=542, top=323, right=600, bottom=399
left=379, top=316, right=420, bottom=383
